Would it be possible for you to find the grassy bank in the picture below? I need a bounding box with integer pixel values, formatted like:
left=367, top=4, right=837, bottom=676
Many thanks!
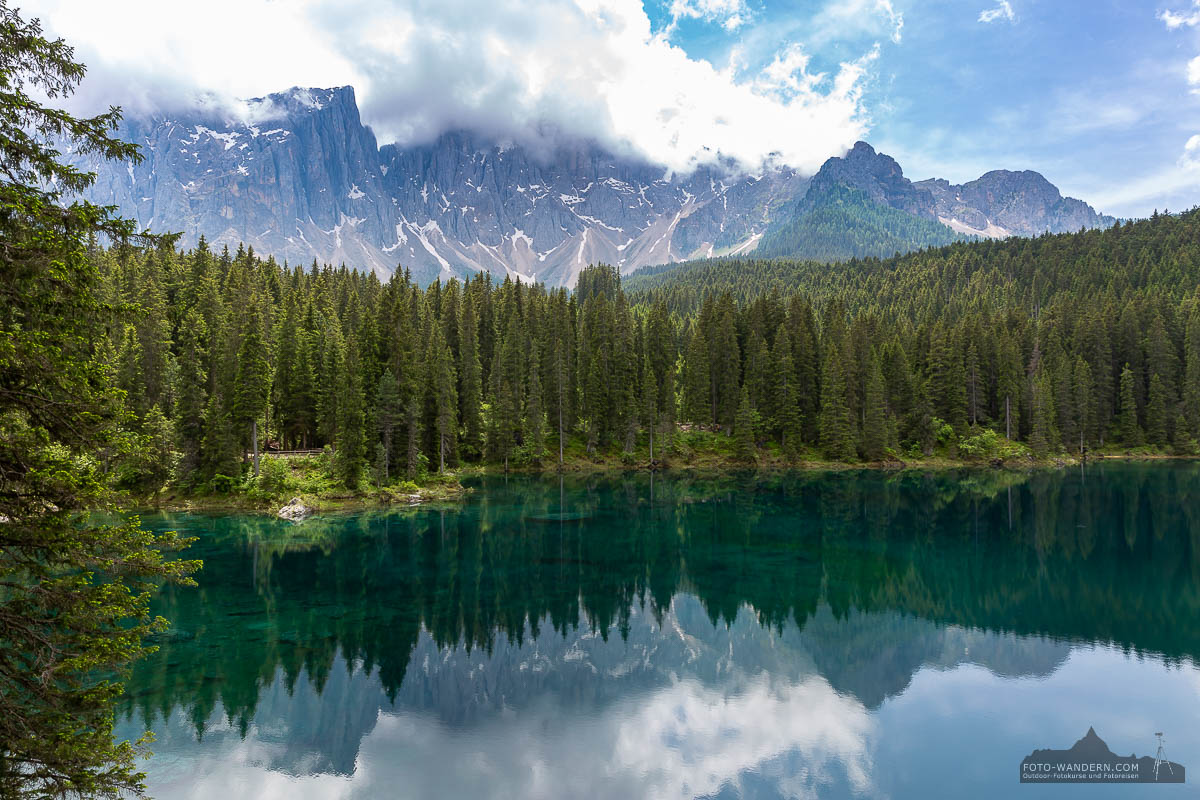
left=145, top=451, right=470, bottom=515
left=132, top=429, right=1197, bottom=518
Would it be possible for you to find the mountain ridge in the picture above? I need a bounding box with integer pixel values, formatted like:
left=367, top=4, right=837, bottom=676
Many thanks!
left=74, top=85, right=1114, bottom=285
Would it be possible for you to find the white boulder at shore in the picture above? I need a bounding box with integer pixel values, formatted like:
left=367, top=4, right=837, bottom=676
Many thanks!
left=277, top=497, right=313, bottom=522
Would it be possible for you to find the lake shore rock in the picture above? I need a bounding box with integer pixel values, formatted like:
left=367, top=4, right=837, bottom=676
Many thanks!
left=277, top=497, right=313, bottom=522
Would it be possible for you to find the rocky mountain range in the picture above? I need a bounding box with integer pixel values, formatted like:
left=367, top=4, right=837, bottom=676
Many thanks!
left=75, top=85, right=1115, bottom=286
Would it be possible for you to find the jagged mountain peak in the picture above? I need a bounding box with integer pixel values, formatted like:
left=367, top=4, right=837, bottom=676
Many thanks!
left=75, top=85, right=1113, bottom=285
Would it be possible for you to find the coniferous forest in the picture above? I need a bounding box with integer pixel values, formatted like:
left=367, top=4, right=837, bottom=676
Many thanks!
left=8, top=1, right=1200, bottom=798
left=97, top=205, right=1200, bottom=503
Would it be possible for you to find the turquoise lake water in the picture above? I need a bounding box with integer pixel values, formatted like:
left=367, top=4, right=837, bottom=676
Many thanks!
left=120, top=464, right=1200, bottom=798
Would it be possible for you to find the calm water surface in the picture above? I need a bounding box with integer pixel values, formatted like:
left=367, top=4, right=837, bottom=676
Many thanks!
left=122, top=464, right=1200, bottom=798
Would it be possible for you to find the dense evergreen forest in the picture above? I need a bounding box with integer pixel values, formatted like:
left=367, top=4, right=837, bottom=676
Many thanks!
left=755, top=183, right=966, bottom=261
left=101, top=207, right=1200, bottom=499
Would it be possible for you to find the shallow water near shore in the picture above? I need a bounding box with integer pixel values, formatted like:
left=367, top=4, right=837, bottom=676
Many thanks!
left=120, top=463, right=1200, bottom=799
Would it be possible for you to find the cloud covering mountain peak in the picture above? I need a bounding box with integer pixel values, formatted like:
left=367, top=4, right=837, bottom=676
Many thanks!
left=26, top=0, right=875, bottom=176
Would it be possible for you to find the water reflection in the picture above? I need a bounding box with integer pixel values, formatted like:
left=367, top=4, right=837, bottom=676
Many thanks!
left=121, top=463, right=1200, bottom=798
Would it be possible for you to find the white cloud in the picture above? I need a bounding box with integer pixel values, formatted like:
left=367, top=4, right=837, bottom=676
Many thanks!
left=809, top=0, right=904, bottom=46
left=667, top=0, right=749, bottom=32
left=1160, top=0, right=1200, bottom=29
left=1161, top=4, right=1200, bottom=95
left=978, top=1, right=1015, bottom=24
left=21, top=0, right=876, bottom=176
left=1086, top=135, right=1200, bottom=214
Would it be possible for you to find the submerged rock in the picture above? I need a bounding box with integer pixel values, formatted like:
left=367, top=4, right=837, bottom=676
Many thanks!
left=277, top=497, right=313, bottom=522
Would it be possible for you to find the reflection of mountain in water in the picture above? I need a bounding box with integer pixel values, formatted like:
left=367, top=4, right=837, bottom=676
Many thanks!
left=122, top=596, right=1069, bottom=779
left=121, top=463, right=1200, bottom=779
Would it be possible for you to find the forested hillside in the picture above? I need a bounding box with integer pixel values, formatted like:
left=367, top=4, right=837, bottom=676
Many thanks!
left=97, top=207, right=1200, bottom=500
left=756, top=184, right=965, bottom=261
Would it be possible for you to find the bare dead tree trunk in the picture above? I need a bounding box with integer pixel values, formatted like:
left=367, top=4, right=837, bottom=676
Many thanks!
left=252, top=420, right=260, bottom=477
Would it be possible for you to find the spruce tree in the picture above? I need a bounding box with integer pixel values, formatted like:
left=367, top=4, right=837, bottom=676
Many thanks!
left=1118, top=363, right=1143, bottom=446
left=525, top=346, right=547, bottom=464
left=1184, top=303, right=1200, bottom=441
left=335, top=338, right=366, bottom=487
left=734, top=387, right=757, bottom=463
left=375, top=369, right=401, bottom=482
left=0, top=14, right=202, bottom=780
left=682, top=326, right=711, bottom=426
left=861, top=349, right=888, bottom=460
left=232, top=306, right=271, bottom=476
left=1146, top=373, right=1169, bottom=446
left=1029, top=370, right=1055, bottom=457
left=429, top=324, right=458, bottom=472
left=174, top=309, right=209, bottom=475
left=819, top=349, right=856, bottom=461
left=1073, top=356, right=1096, bottom=453
left=458, top=292, right=484, bottom=458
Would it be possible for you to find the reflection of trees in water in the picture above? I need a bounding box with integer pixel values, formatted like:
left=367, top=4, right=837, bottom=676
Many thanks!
left=123, top=463, right=1200, bottom=741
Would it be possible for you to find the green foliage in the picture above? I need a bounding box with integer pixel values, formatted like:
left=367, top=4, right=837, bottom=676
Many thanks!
left=956, top=428, right=1029, bottom=461
left=0, top=5, right=199, bottom=794
left=734, top=388, right=758, bottom=462
left=757, top=183, right=965, bottom=262
left=255, top=455, right=292, bottom=496
left=208, top=474, right=237, bottom=494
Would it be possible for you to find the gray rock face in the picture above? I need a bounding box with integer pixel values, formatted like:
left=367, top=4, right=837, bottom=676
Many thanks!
left=803, top=142, right=1114, bottom=240
left=914, top=169, right=1115, bottom=238
left=77, top=86, right=804, bottom=285
left=803, top=140, right=937, bottom=219
left=77, top=87, right=1112, bottom=284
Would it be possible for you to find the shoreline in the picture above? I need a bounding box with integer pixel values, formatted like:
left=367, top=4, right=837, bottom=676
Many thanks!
left=127, top=451, right=1198, bottom=519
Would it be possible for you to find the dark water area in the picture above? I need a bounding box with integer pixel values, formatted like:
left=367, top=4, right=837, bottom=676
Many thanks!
left=120, top=463, right=1200, bottom=798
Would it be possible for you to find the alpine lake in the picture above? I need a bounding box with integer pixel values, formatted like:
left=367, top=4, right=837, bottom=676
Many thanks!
left=119, top=462, right=1200, bottom=799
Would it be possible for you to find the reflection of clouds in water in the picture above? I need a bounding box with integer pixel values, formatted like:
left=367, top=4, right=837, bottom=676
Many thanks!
left=612, top=677, right=875, bottom=799
left=122, top=593, right=1081, bottom=799
left=355, top=673, right=873, bottom=800
left=132, top=671, right=874, bottom=800
left=124, top=709, right=356, bottom=800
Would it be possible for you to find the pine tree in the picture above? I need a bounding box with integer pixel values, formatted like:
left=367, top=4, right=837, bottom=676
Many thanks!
left=201, top=393, right=238, bottom=480
left=1029, top=369, right=1055, bottom=457
left=743, top=330, right=769, bottom=412
left=1119, top=363, right=1143, bottom=446
left=819, top=348, right=856, bottom=461
left=317, top=318, right=345, bottom=447
left=996, top=332, right=1023, bottom=440
left=927, top=324, right=967, bottom=430
left=682, top=325, right=711, bottom=426
left=429, top=324, right=458, bottom=472
left=458, top=292, right=484, bottom=458
left=335, top=338, right=366, bottom=486
left=0, top=10, right=200, bottom=787
left=374, top=369, right=401, bottom=482
left=965, top=340, right=983, bottom=426
left=1185, top=303, right=1200, bottom=442
left=769, top=325, right=802, bottom=454
left=860, top=348, right=888, bottom=460
left=489, top=330, right=522, bottom=469
left=734, top=387, right=757, bottom=463
left=1146, top=372, right=1169, bottom=446
left=1073, top=356, right=1096, bottom=453
left=174, top=309, right=209, bottom=476
left=232, top=306, right=271, bottom=476
left=525, top=346, right=547, bottom=464
left=712, top=298, right=741, bottom=431
left=644, top=300, right=675, bottom=451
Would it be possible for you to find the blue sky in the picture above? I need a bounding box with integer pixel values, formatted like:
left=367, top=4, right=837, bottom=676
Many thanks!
left=651, top=0, right=1200, bottom=217
left=25, top=0, right=1200, bottom=218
